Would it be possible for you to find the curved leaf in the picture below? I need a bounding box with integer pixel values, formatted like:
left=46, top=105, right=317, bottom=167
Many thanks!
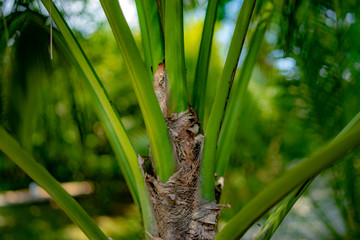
left=199, top=0, right=257, bottom=202
left=99, top=0, right=176, bottom=183
left=255, top=111, right=360, bottom=240
left=0, top=128, right=108, bottom=240
left=40, top=0, right=157, bottom=235
left=216, top=123, right=360, bottom=240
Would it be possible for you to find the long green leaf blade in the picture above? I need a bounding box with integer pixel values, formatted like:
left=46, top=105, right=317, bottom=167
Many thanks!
left=135, top=0, right=164, bottom=76
left=40, top=0, right=157, bottom=235
left=255, top=177, right=315, bottom=240
left=255, top=111, right=360, bottom=240
left=135, top=0, right=153, bottom=78
left=0, top=128, right=108, bottom=240
left=216, top=1, right=273, bottom=180
left=192, top=0, right=219, bottom=124
left=157, top=0, right=165, bottom=32
left=99, top=0, right=176, bottom=182
left=334, top=111, right=360, bottom=141
left=199, top=0, right=257, bottom=202
left=40, top=0, right=139, bottom=204
left=215, top=123, right=360, bottom=240
left=165, top=0, right=188, bottom=112
left=142, top=0, right=164, bottom=68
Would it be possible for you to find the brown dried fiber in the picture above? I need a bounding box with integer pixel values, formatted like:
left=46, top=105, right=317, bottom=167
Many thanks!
left=143, top=109, right=219, bottom=239
left=142, top=63, right=220, bottom=239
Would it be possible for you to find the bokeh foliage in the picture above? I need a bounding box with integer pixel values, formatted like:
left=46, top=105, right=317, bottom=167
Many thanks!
left=1, top=0, right=359, bottom=239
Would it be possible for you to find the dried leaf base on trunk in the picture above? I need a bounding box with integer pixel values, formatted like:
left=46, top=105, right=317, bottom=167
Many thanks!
left=143, top=109, right=220, bottom=240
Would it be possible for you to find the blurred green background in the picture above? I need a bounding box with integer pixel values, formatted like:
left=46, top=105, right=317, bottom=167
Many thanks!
left=1, top=0, right=359, bottom=239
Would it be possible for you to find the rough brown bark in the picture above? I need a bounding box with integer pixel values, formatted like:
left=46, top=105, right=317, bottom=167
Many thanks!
left=141, top=63, right=221, bottom=239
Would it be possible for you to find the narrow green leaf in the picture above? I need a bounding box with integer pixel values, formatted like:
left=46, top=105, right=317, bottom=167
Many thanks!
left=40, top=0, right=139, bottom=204
left=334, top=111, right=360, bottom=141
left=165, top=0, right=188, bottom=112
left=135, top=0, right=153, bottom=78
left=99, top=0, right=176, bottom=182
left=199, top=0, right=257, bottom=202
left=192, top=0, right=219, bottom=124
left=135, top=0, right=164, bottom=76
left=0, top=128, right=108, bottom=240
left=156, top=0, right=165, bottom=33
left=40, top=0, right=157, bottom=235
left=255, top=111, right=360, bottom=240
left=255, top=177, right=315, bottom=240
left=144, top=0, right=164, bottom=68
left=216, top=1, right=273, bottom=180
left=215, top=124, right=360, bottom=240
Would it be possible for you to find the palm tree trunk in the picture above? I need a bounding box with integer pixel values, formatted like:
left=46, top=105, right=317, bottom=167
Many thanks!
left=142, top=64, right=220, bottom=239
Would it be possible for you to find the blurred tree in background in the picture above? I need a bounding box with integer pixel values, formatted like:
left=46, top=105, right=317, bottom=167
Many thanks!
left=0, top=0, right=359, bottom=239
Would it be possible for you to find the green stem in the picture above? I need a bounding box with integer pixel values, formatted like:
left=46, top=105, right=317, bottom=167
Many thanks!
left=255, top=177, right=315, bottom=240
left=165, top=0, right=188, bottom=112
left=40, top=0, right=139, bottom=204
left=41, top=0, right=157, bottom=235
left=216, top=1, right=273, bottom=179
left=99, top=0, right=176, bottom=182
left=192, top=0, right=219, bottom=124
left=157, top=0, right=165, bottom=33
left=215, top=124, right=360, bottom=240
left=199, top=0, right=257, bottom=202
left=0, top=128, right=108, bottom=240
left=255, top=110, right=360, bottom=240
left=135, top=0, right=164, bottom=76
left=135, top=0, right=153, bottom=79
left=334, top=111, right=360, bottom=141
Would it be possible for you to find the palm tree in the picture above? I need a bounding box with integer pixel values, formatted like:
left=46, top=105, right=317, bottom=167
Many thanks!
left=1, top=0, right=360, bottom=239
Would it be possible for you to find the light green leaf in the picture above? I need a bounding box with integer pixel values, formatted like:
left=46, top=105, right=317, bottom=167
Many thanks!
left=135, top=0, right=164, bottom=77
left=216, top=123, right=360, bottom=240
left=0, top=128, right=108, bottom=240
left=192, top=0, right=220, bottom=124
left=255, top=111, right=360, bottom=240
left=99, top=0, right=176, bottom=182
left=165, top=0, right=188, bottom=112
left=216, top=1, right=273, bottom=180
left=255, top=177, right=315, bottom=240
left=199, top=0, right=257, bottom=202
left=41, top=0, right=157, bottom=235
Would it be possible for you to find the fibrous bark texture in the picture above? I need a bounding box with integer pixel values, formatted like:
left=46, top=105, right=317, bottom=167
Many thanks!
left=144, top=109, right=220, bottom=240
left=141, top=62, right=220, bottom=239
